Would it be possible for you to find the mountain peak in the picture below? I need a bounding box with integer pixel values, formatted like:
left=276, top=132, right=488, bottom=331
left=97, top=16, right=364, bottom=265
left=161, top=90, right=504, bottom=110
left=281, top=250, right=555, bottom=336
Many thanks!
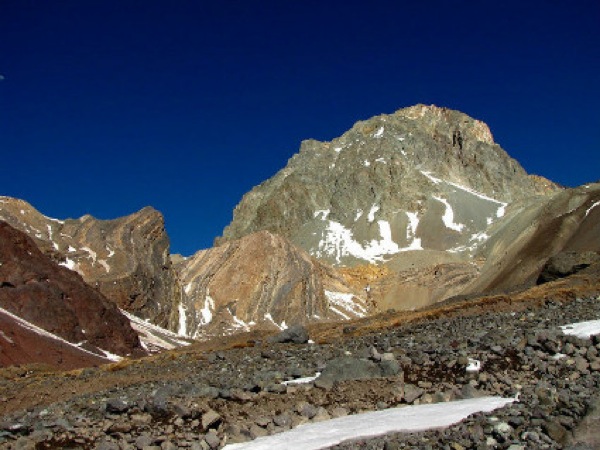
left=217, top=105, right=559, bottom=266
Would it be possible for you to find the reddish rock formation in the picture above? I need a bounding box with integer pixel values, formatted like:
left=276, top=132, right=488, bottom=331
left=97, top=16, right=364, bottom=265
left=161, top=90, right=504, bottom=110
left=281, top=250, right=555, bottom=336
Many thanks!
left=0, top=221, right=144, bottom=362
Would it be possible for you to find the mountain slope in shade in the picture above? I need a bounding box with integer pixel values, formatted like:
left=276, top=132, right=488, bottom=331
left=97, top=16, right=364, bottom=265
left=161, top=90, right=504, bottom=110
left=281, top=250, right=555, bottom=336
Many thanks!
left=176, top=231, right=367, bottom=339
left=217, top=104, right=559, bottom=266
left=0, top=221, right=144, bottom=363
left=0, top=306, right=116, bottom=370
left=0, top=197, right=180, bottom=329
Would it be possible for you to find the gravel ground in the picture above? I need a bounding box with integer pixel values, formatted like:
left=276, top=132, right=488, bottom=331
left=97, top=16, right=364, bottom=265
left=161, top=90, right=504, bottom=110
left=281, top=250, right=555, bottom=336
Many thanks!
left=1, top=295, right=599, bottom=449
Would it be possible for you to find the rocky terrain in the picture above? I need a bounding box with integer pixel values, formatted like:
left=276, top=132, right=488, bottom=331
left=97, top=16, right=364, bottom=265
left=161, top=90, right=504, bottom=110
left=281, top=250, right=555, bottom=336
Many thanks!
left=0, top=222, right=144, bottom=368
left=0, top=265, right=599, bottom=449
left=0, top=198, right=180, bottom=329
left=0, top=104, right=598, bottom=371
left=176, top=230, right=367, bottom=340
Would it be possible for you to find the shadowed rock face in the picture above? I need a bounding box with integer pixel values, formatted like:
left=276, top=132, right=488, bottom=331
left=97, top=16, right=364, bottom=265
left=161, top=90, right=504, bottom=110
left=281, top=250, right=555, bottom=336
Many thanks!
left=217, top=105, right=559, bottom=266
left=0, top=221, right=143, bottom=359
left=175, top=231, right=368, bottom=340
left=466, top=183, right=600, bottom=295
left=0, top=198, right=180, bottom=329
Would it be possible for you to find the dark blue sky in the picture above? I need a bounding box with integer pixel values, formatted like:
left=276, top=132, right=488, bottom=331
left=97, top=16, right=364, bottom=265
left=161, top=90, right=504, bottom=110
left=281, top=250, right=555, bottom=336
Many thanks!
left=1, top=1, right=598, bottom=255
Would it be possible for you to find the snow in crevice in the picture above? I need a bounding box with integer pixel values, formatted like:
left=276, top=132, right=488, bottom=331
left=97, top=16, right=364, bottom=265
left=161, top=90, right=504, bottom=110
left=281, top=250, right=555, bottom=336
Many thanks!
left=325, top=290, right=367, bottom=318
left=200, top=291, right=215, bottom=325
left=228, top=307, right=251, bottom=331
left=106, top=246, right=115, bottom=258
left=354, top=210, right=363, bottom=221
left=178, top=301, right=188, bottom=337
left=375, top=157, right=386, bottom=164
left=586, top=201, right=600, bottom=217
left=98, top=260, right=110, bottom=273
left=184, top=282, right=193, bottom=295
left=60, top=257, right=83, bottom=275
left=81, top=246, right=97, bottom=264
left=314, top=209, right=330, bottom=220
left=373, top=126, right=384, bottom=138
left=367, top=205, right=380, bottom=222
left=121, top=309, right=190, bottom=350
left=433, top=196, right=465, bottom=232
left=265, top=313, right=286, bottom=331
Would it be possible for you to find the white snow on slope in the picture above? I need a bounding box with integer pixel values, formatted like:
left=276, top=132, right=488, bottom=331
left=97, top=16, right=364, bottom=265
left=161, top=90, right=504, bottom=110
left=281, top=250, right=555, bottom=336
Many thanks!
left=561, top=319, right=600, bottom=339
left=315, top=212, right=424, bottom=264
left=421, top=170, right=507, bottom=224
left=0, top=306, right=119, bottom=362
left=59, top=257, right=83, bottom=275
left=373, top=126, right=384, bottom=138
left=433, top=196, right=465, bottom=232
left=223, top=396, right=515, bottom=450
left=586, top=201, right=600, bottom=217
left=325, top=291, right=367, bottom=318
left=121, top=309, right=190, bottom=351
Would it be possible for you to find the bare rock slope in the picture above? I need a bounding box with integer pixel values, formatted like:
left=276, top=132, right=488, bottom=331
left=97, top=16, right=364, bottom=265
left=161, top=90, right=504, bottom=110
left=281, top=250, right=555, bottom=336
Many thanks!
left=0, top=197, right=180, bottom=328
left=176, top=231, right=367, bottom=340
left=218, top=104, right=559, bottom=266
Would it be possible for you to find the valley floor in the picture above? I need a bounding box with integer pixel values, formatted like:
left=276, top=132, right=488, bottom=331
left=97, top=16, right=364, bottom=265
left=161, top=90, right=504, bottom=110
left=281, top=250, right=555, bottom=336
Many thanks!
left=1, top=270, right=600, bottom=450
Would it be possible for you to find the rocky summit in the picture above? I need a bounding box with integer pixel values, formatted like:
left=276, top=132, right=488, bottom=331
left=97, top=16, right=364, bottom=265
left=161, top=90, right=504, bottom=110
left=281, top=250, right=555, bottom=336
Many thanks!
left=217, top=104, right=559, bottom=266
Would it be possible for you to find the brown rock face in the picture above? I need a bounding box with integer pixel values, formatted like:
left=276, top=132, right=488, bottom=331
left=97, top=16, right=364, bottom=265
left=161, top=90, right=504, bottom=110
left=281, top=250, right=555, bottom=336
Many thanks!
left=0, top=197, right=179, bottom=329
left=0, top=221, right=143, bottom=359
left=176, top=231, right=367, bottom=340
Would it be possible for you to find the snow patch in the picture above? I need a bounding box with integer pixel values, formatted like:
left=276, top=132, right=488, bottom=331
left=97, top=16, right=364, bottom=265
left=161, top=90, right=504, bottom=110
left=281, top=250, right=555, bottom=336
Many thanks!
left=178, top=302, right=187, bottom=337
left=363, top=160, right=371, bottom=167
left=264, top=313, right=286, bottom=331
left=367, top=205, right=379, bottom=222
left=282, top=373, right=321, bottom=385
left=59, top=258, right=82, bottom=275
left=98, top=260, right=110, bottom=273
left=223, top=396, right=516, bottom=450
left=121, top=309, right=190, bottom=350
left=325, top=290, right=366, bottom=318
left=561, top=319, right=600, bottom=339
left=81, top=246, right=97, bottom=264
left=433, top=196, right=465, bottom=232
left=334, top=146, right=343, bottom=153
left=200, top=292, right=215, bottom=325
left=375, top=157, right=386, bottom=164
left=373, top=126, right=384, bottom=138
left=184, top=282, right=193, bottom=295
left=314, top=209, right=330, bottom=220
left=466, top=358, right=481, bottom=372
left=354, top=210, right=363, bottom=221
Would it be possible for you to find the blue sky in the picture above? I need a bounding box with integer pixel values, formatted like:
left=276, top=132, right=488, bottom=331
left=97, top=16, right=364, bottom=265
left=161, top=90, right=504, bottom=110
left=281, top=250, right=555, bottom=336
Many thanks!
left=1, top=1, right=598, bottom=255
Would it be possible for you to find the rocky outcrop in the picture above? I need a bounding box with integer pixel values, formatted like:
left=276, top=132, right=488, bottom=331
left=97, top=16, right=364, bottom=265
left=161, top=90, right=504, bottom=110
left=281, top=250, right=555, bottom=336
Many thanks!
left=537, top=251, right=600, bottom=284
left=175, top=231, right=367, bottom=340
left=0, top=197, right=180, bottom=329
left=0, top=221, right=144, bottom=361
left=217, top=104, right=559, bottom=266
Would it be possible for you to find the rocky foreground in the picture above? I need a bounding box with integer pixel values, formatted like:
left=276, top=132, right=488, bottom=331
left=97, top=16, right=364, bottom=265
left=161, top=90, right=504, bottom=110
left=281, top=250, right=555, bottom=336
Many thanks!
left=1, top=285, right=600, bottom=449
